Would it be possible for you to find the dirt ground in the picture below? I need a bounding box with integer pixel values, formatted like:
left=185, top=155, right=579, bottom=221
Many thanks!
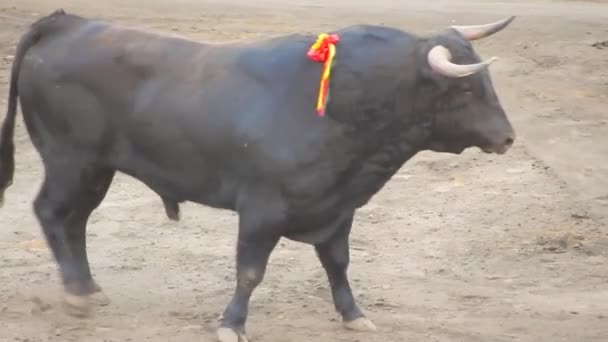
left=0, top=0, right=607, bottom=341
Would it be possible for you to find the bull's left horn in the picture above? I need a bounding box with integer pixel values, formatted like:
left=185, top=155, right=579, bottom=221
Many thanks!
left=427, top=45, right=497, bottom=78
left=451, top=16, right=515, bottom=41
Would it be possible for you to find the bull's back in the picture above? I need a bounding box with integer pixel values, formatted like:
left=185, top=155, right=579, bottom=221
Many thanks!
left=16, top=15, right=355, bottom=210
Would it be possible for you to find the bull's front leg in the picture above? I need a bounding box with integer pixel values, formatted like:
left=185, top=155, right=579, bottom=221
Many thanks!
left=217, top=216, right=281, bottom=342
left=315, top=214, right=377, bottom=332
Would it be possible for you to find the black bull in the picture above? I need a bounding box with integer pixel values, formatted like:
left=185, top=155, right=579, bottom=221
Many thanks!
left=0, top=9, right=516, bottom=341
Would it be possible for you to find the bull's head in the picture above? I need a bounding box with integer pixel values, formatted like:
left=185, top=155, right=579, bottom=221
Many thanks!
left=423, top=17, right=516, bottom=155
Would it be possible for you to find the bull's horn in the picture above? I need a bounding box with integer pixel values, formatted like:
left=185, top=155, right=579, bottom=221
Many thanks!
left=427, top=45, right=497, bottom=78
left=451, top=16, right=515, bottom=41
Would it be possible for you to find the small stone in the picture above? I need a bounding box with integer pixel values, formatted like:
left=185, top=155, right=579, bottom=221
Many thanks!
left=571, top=213, right=591, bottom=220
left=180, top=325, right=201, bottom=332
left=591, top=40, right=608, bottom=49
left=95, top=326, right=114, bottom=333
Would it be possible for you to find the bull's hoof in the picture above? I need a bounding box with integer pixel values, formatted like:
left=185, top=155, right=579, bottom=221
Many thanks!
left=169, top=211, right=181, bottom=221
left=217, top=327, right=249, bottom=342
left=62, top=293, right=92, bottom=318
left=344, top=317, right=377, bottom=332
left=88, top=291, right=111, bottom=306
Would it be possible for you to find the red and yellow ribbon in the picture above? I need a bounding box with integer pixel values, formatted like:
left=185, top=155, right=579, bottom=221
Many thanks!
left=307, top=33, right=340, bottom=117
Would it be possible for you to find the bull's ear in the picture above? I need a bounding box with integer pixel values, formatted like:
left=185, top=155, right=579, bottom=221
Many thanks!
left=450, top=16, right=515, bottom=41
left=427, top=45, right=497, bottom=78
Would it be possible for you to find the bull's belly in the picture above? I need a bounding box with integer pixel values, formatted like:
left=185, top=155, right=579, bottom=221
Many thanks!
left=112, top=152, right=240, bottom=211
left=283, top=211, right=352, bottom=244
left=115, top=148, right=354, bottom=243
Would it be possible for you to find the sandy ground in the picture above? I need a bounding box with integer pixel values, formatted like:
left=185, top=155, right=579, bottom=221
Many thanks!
left=0, top=0, right=607, bottom=341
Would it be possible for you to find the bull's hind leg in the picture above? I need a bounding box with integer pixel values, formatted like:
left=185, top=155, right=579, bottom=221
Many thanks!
left=33, top=158, right=114, bottom=317
left=314, top=213, right=377, bottom=332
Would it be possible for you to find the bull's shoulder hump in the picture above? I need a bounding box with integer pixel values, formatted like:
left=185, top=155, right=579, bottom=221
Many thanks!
left=336, top=24, right=414, bottom=44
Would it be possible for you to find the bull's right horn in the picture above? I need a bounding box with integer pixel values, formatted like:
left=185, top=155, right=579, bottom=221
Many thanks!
left=427, top=45, right=497, bottom=78
left=450, top=16, right=515, bottom=41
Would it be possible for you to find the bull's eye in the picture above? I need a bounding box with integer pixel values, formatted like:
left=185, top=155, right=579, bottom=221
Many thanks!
left=450, top=91, right=473, bottom=109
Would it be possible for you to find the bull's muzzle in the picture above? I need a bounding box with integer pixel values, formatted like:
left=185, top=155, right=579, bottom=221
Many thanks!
left=481, top=134, right=515, bottom=154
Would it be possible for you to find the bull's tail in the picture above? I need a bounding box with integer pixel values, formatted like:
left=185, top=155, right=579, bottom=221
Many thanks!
left=0, top=9, right=67, bottom=207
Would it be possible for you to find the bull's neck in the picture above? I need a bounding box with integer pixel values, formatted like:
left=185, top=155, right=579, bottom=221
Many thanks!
left=321, top=41, right=434, bottom=208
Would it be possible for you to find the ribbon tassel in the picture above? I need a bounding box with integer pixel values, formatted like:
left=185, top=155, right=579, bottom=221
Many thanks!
left=307, top=33, right=340, bottom=117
